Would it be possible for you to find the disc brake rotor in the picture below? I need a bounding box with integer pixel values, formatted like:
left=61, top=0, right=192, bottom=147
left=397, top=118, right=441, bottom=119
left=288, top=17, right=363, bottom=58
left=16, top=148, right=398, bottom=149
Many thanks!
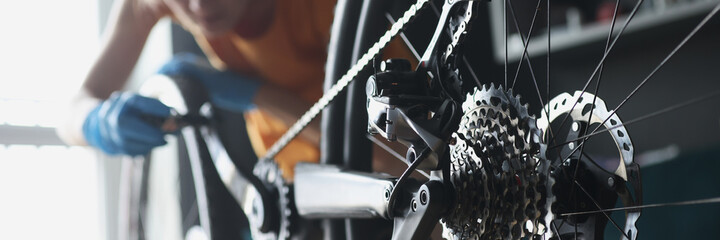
left=537, top=91, right=641, bottom=240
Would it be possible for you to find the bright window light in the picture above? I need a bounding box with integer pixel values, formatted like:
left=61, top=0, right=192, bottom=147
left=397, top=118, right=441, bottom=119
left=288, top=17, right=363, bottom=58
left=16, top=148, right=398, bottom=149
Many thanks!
left=0, top=145, right=100, bottom=240
left=0, top=0, right=99, bottom=127
left=0, top=1, right=102, bottom=240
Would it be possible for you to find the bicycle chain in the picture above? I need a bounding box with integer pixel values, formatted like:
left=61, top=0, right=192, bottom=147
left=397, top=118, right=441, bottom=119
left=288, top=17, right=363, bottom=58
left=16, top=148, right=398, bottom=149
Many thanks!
left=443, top=0, right=475, bottom=63
left=260, top=0, right=431, bottom=162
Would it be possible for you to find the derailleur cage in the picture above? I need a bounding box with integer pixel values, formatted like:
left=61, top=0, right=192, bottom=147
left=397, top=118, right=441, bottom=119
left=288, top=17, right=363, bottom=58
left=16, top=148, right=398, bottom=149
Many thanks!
left=366, top=58, right=462, bottom=170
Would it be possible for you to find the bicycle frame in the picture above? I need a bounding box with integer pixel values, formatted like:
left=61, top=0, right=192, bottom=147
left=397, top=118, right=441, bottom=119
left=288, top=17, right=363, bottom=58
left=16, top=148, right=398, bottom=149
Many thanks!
left=145, top=0, right=644, bottom=239
left=148, top=0, right=484, bottom=239
left=135, top=0, right=720, bottom=238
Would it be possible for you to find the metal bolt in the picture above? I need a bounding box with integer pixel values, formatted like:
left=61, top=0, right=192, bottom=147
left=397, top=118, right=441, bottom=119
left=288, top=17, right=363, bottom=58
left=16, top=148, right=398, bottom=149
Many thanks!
left=411, top=199, right=418, bottom=212
left=368, top=125, right=378, bottom=135
left=266, top=169, right=276, bottom=183
left=607, top=177, right=615, bottom=188
left=420, top=190, right=428, bottom=205
left=380, top=59, right=411, bottom=72
left=384, top=189, right=392, bottom=201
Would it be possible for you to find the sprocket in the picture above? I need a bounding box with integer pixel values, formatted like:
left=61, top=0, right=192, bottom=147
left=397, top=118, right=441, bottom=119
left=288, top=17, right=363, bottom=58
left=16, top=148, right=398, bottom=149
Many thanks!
left=442, top=84, right=547, bottom=240
left=247, top=162, right=300, bottom=240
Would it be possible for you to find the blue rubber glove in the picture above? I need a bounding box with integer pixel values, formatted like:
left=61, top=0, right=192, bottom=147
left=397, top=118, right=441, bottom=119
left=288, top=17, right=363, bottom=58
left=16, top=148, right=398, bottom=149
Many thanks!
left=83, top=92, right=171, bottom=156
left=158, top=53, right=261, bottom=112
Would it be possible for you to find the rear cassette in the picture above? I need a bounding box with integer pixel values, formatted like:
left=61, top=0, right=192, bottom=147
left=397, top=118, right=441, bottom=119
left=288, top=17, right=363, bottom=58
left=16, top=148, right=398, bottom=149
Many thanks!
left=442, top=84, right=546, bottom=240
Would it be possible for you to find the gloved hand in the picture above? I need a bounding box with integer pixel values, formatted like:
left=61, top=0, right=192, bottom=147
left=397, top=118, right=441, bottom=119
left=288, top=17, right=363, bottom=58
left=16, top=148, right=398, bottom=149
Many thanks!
left=83, top=92, right=171, bottom=156
left=158, top=53, right=261, bottom=112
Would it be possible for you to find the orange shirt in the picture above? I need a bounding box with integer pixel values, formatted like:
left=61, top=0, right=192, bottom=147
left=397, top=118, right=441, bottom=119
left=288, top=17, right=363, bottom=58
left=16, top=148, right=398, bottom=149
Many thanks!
left=189, top=0, right=333, bottom=179
left=187, top=0, right=411, bottom=179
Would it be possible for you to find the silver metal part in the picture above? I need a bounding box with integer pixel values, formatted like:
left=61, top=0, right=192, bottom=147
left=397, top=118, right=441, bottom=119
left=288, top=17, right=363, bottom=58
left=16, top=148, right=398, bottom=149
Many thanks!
left=443, top=1, right=474, bottom=63
left=365, top=0, right=479, bottom=171
left=366, top=99, right=445, bottom=170
left=294, top=163, right=395, bottom=219
left=442, top=84, right=545, bottom=240
left=538, top=91, right=639, bottom=240
left=261, top=0, right=431, bottom=162
left=537, top=143, right=555, bottom=238
left=265, top=0, right=478, bottom=162
left=419, top=0, right=475, bottom=65
left=537, top=91, right=634, bottom=180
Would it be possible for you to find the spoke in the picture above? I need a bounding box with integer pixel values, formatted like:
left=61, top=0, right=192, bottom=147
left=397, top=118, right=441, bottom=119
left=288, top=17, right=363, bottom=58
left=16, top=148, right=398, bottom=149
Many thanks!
left=570, top=86, right=601, bottom=200
left=550, top=90, right=720, bottom=149
left=570, top=0, right=620, bottom=219
left=580, top=151, right=598, bottom=164
left=574, top=223, right=578, bottom=240
left=580, top=0, right=621, bottom=144
left=595, top=0, right=621, bottom=87
left=551, top=221, right=562, bottom=240
left=366, top=135, right=430, bottom=178
left=539, top=0, right=563, bottom=178
left=385, top=13, right=420, bottom=61
left=546, top=0, right=550, bottom=137
left=562, top=196, right=720, bottom=217
left=506, top=0, right=558, bottom=158
left=573, top=180, right=631, bottom=240
left=556, top=135, right=591, bottom=168
left=508, top=0, right=543, bottom=89
left=504, top=0, right=508, bottom=88
left=367, top=135, right=405, bottom=164
left=588, top=2, right=720, bottom=137
left=462, top=56, right=483, bottom=88
left=549, top=0, right=645, bottom=145
left=575, top=0, right=621, bottom=147
left=506, top=0, right=550, bottom=124
left=554, top=2, right=720, bottom=160
left=571, top=71, right=602, bottom=214
left=554, top=0, right=718, bottom=162
left=429, top=0, right=442, bottom=17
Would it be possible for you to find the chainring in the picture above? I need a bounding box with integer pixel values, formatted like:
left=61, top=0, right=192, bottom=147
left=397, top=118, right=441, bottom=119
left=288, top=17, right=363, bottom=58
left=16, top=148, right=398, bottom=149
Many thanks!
left=247, top=162, right=299, bottom=240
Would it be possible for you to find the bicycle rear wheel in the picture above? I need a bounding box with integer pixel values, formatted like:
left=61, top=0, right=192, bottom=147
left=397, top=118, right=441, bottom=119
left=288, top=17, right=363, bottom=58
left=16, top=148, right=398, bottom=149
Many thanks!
left=339, top=0, right=720, bottom=239
left=450, top=0, right=720, bottom=239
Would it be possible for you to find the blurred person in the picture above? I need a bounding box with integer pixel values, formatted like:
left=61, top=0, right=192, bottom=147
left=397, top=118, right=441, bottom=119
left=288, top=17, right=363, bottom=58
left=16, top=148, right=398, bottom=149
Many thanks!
left=57, top=0, right=411, bottom=179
